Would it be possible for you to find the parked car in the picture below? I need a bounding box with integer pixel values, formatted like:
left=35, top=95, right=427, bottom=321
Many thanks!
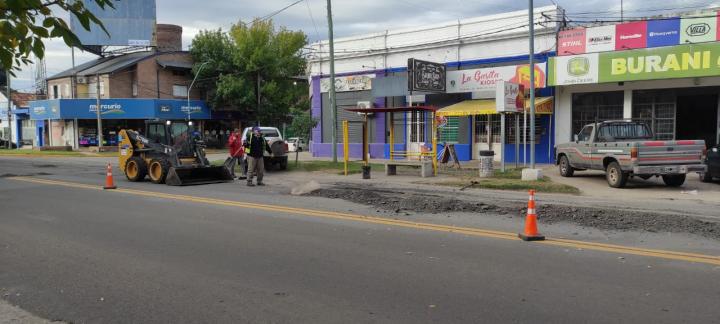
left=700, top=145, right=720, bottom=182
left=555, top=121, right=707, bottom=188
left=241, top=126, right=289, bottom=170
left=287, top=137, right=307, bottom=152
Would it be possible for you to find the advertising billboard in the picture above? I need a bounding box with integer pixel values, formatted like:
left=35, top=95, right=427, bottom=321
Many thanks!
left=680, top=15, right=717, bottom=44
left=558, top=28, right=586, bottom=56
left=585, top=25, right=616, bottom=53
left=446, top=64, right=546, bottom=93
left=615, top=21, right=647, bottom=50
left=647, top=18, right=681, bottom=48
left=549, top=42, right=720, bottom=85
left=70, top=0, right=157, bottom=47
left=407, top=59, right=447, bottom=93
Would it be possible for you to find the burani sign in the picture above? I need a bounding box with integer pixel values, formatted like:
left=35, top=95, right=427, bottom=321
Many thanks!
left=407, top=58, right=446, bottom=93
left=549, top=43, right=720, bottom=85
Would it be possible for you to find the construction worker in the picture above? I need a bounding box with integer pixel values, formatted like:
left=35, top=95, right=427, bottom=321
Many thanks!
left=244, top=126, right=271, bottom=186
left=227, top=128, right=246, bottom=180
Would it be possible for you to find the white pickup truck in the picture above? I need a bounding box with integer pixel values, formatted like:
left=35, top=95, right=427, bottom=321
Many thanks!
left=242, top=127, right=289, bottom=170
left=555, top=121, right=707, bottom=188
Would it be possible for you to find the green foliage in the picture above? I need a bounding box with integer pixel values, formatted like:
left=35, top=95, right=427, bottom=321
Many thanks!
left=190, top=20, right=308, bottom=126
left=0, top=0, right=114, bottom=74
left=288, top=108, right=317, bottom=140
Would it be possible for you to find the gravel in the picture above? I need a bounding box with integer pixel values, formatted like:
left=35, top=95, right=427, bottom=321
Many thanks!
left=307, top=186, right=720, bottom=241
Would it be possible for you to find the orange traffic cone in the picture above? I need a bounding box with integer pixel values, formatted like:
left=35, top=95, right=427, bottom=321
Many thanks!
left=103, top=163, right=117, bottom=190
left=519, top=189, right=544, bottom=241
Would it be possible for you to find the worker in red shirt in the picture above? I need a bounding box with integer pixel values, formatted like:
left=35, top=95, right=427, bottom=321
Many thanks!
left=227, top=128, right=247, bottom=180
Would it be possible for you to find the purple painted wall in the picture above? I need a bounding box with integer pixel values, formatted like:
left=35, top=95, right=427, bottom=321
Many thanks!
left=312, top=143, right=386, bottom=159
left=311, top=76, right=322, bottom=146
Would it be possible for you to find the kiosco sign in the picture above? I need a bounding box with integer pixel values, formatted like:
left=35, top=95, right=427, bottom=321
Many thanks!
left=549, top=43, right=720, bottom=85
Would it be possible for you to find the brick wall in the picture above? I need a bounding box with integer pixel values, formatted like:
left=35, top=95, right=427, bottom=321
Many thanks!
left=135, top=52, right=200, bottom=100
left=109, top=69, right=134, bottom=98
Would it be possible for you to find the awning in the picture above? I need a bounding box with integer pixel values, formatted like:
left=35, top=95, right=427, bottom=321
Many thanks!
left=436, top=97, right=553, bottom=117
left=436, top=99, right=496, bottom=117
left=525, top=97, right=553, bottom=114
left=156, top=59, right=193, bottom=70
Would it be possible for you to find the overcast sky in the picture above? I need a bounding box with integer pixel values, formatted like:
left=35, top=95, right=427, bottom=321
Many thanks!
left=11, top=0, right=720, bottom=92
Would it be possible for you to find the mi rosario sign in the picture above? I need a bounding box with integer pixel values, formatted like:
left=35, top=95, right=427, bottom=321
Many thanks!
left=549, top=43, right=720, bottom=85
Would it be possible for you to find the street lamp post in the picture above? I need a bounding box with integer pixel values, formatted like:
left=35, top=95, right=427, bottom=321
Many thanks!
left=188, top=61, right=211, bottom=124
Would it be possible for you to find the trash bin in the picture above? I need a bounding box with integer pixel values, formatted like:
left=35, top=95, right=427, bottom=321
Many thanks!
left=478, top=150, right=494, bottom=178
left=362, top=165, right=371, bottom=179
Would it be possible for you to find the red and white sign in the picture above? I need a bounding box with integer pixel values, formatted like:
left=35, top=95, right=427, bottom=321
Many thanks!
left=615, top=21, right=647, bottom=50
left=445, top=64, right=546, bottom=94
left=495, top=81, right=524, bottom=113
left=558, top=28, right=586, bottom=56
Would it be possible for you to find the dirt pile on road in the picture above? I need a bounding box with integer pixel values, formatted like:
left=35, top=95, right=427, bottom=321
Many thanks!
left=308, top=185, right=720, bottom=240
left=308, top=187, right=499, bottom=214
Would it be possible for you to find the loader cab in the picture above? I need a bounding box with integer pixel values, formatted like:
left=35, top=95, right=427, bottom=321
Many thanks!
left=145, top=120, right=196, bottom=157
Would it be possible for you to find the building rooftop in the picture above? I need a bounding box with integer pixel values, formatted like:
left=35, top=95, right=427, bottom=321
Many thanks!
left=47, top=51, right=190, bottom=80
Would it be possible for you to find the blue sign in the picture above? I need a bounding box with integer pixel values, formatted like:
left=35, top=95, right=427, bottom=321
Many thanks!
left=647, top=18, right=681, bottom=48
left=28, top=99, right=210, bottom=120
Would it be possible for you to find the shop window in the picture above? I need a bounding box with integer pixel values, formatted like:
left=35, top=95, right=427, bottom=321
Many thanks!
left=173, top=85, right=188, bottom=97
left=52, top=85, right=59, bottom=99
left=409, top=111, right=426, bottom=143
left=474, top=115, right=501, bottom=143
left=504, top=116, right=543, bottom=144
left=571, top=92, right=624, bottom=137
left=632, top=90, right=676, bottom=140
left=132, top=80, right=138, bottom=97
left=438, top=116, right=459, bottom=143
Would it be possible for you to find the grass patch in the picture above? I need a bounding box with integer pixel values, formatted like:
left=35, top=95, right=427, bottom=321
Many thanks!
left=432, top=168, right=580, bottom=194
left=0, top=149, right=119, bottom=157
left=0, top=149, right=84, bottom=157
left=287, top=160, right=384, bottom=175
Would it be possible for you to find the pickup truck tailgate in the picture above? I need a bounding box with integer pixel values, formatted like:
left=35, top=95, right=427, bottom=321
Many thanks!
left=636, top=140, right=705, bottom=165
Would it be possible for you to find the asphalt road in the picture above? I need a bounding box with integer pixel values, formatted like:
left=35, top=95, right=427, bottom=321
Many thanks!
left=1, top=156, right=719, bottom=323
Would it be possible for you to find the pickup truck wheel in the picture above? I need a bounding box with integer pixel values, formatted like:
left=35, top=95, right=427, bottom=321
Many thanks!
left=558, top=156, right=574, bottom=177
left=662, top=174, right=686, bottom=187
left=606, top=162, right=628, bottom=188
left=699, top=171, right=713, bottom=183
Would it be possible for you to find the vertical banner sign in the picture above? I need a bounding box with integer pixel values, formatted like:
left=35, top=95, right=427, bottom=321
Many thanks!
left=558, top=28, right=587, bottom=55
left=680, top=16, right=717, bottom=44
left=585, top=25, right=616, bottom=53
left=615, top=21, right=647, bottom=50
left=407, top=58, right=447, bottom=93
left=495, top=81, right=524, bottom=113
left=647, top=18, right=681, bottom=48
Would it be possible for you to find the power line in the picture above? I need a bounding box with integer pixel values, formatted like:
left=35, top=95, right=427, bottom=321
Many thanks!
left=305, top=0, right=322, bottom=41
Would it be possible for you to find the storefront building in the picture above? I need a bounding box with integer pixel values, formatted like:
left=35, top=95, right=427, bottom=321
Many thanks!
left=550, top=12, right=720, bottom=149
left=307, top=6, right=560, bottom=163
left=28, top=98, right=210, bottom=148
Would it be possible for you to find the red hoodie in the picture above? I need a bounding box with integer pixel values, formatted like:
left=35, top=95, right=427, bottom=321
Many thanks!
left=228, top=132, right=244, bottom=157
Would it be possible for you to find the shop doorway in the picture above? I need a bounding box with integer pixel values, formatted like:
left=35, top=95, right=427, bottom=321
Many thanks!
left=676, top=94, right=718, bottom=147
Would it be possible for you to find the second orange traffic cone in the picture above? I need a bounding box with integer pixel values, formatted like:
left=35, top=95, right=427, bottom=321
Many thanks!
left=103, top=163, right=117, bottom=190
left=519, top=189, right=544, bottom=241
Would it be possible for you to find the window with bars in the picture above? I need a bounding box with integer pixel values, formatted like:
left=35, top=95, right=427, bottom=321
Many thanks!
left=632, top=90, right=676, bottom=140
left=474, top=114, right=501, bottom=143
left=438, top=117, right=459, bottom=143
left=409, top=111, right=426, bottom=142
left=571, top=91, right=625, bottom=137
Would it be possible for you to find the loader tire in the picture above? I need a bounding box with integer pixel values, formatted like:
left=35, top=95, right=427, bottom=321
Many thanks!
left=148, top=158, right=170, bottom=184
left=125, top=156, right=147, bottom=182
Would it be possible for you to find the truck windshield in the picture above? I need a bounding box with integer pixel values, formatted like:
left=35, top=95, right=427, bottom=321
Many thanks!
left=261, top=130, right=280, bottom=137
left=597, top=123, right=652, bottom=141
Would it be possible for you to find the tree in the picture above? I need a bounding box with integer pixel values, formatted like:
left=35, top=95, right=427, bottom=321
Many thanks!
left=0, top=0, right=114, bottom=74
left=288, top=107, right=317, bottom=141
left=190, top=20, right=307, bottom=126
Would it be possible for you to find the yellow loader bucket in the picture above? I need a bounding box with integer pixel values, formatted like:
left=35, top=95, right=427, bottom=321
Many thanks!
left=165, top=165, right=233, bottom=186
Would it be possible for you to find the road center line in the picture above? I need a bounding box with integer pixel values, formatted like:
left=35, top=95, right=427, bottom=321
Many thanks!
left=10, top=176, right=720, bottom=266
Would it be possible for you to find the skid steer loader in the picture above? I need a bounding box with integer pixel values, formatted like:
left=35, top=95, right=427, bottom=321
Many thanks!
left=118, top=120, right=233, bottom=186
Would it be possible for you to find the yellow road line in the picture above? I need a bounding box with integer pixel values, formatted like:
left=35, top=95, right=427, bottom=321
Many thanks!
left=11, top=176, right=720, bottom=266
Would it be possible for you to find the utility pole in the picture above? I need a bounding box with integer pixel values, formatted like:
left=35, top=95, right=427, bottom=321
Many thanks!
left=620, top=0, right=624, bottom=22
left=528, top=0, right=536, bottom=168
left=257, top=71, right=261, bottom=126
left=327, top=0, right=338, bottom=162
left=95, top=73, right=103, bottom=150
left=5, top=70, right=11, bottom=149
